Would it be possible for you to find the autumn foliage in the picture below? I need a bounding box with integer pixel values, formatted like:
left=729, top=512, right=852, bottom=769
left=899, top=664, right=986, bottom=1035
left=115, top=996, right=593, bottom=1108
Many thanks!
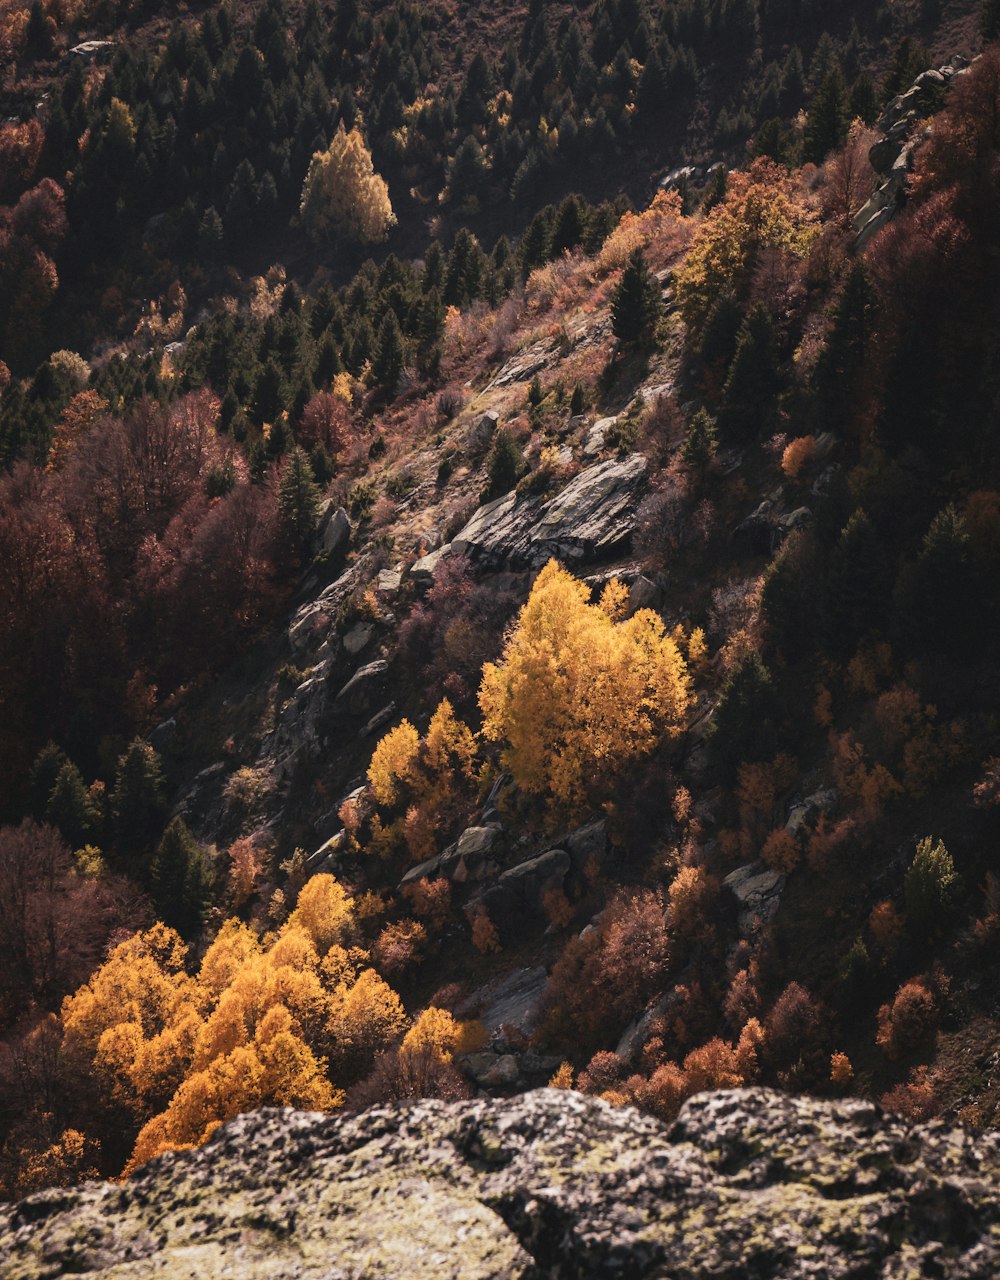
left=56, top=874, right=408, bottom=1174
left=479, top=561, right=691, bottom=822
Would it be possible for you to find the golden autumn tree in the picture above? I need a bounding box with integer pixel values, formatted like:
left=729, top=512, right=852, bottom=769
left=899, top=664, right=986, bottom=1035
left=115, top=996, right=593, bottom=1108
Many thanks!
left=366, top=700, right=478, bottom=861
left=479, top=560, right=692, bottom=822
left=60, top=874, right=410, bottom=1175
left=675, top=158, right=816, bottom=331
left=300, top=124, right=395, bottom=244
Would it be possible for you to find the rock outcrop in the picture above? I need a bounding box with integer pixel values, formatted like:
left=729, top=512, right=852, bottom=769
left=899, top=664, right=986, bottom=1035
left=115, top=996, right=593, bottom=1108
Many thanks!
left=5, top=1088, right=1000, bottom=1278
left=413, top=453, right=649, bottom=580
left=854, top=56, right=971, bottom=249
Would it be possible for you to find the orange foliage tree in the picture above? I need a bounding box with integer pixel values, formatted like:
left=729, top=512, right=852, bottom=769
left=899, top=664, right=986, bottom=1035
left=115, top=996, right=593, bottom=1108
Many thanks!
left=60, top=875, right=409, bottom=1173
left=479, top=560, right=691, bottom=823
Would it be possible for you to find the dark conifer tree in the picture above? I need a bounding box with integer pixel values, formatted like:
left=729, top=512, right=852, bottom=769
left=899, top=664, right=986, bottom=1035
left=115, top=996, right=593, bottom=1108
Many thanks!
left=611, top=248, right=662, bottom=347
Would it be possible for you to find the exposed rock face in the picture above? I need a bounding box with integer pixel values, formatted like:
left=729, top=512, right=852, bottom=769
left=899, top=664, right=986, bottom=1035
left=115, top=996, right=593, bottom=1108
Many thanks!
left=422, top=454, right=649, bottom=578
left=5, top=1088, right=1000, bottom=1279
left=854, top=56, right=971, bottom=249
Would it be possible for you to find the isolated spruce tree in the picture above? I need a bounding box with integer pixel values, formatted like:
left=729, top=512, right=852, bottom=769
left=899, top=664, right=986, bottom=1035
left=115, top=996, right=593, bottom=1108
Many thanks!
left=372, top=310, right=405, bottom=394
left=680, top=408, right=718, bottom=479
left=151, top=817, right=213, bottom=937
left=570, top=383, right=587, bottom=415
left=482, top=427, right=528, bottom=500
left=278, top=446, right=321, bottom=563
left=611, top=248, right=662, bottom=347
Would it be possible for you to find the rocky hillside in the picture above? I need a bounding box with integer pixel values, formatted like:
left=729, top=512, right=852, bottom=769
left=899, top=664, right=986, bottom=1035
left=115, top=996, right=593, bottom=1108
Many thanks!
left=4, top=1087, right=1000, bottom=1278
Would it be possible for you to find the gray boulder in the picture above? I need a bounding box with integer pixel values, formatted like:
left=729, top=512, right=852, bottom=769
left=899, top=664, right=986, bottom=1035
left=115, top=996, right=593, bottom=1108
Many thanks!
left=399, top=825, right=504, bottom=888
left=335, top=659, right=390, bottom=717
left=476, top=848, right=570, bottom=931
left=319, top=505, right=350, bottom=557
left=723, top=862, right=785, bottom=933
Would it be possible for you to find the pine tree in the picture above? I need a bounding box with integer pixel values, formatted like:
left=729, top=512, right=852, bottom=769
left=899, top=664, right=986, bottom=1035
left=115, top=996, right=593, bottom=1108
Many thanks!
left=482, top=427, right=527, bottom=500
left=611, top=248, right=662, bottom=347
left=46, top=761, right=98, bottom=850
left=277, top=446, right=321, bottom=563
left=112, top=739, right=167, bottom=869
left=823, top=511, right=890, bottom=661
left=150, top=817, right=212, bottom=936
left=372, top=310, right=405, bottom=394
left=29, top=742, right=68, bottom=820
left=804, top=68, right=851, bottom=165
left=896, top=506, right=981, bottom=659
left=197, top=207, right=224, bottom=263
left=984, top=0, right=1000, bottom=40
left=814, top=261, right=877, bottom=430
left=680, top=408, right=718, bottom=479
left=722, top=303, right=781, bottom=438
left=709, top=653, right=778, bottom=782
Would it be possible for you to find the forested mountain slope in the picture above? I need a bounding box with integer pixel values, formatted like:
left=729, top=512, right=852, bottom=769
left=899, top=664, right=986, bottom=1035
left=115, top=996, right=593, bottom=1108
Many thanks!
left=2, top=0, right=1000, bottom=1209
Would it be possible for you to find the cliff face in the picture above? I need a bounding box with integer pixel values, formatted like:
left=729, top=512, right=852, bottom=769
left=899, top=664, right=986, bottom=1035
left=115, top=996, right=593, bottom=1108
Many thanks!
left=3, top=1088, right=1000, bottom=1279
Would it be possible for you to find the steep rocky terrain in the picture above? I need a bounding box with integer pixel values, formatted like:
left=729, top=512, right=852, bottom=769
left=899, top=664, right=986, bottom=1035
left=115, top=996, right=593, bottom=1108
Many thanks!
left=4, top=1087, right=1000, bottom=1278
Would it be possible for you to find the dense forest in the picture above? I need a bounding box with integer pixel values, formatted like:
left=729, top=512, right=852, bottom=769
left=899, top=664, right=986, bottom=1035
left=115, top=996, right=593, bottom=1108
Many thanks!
left=3, top=0, right=1000, bottom=1204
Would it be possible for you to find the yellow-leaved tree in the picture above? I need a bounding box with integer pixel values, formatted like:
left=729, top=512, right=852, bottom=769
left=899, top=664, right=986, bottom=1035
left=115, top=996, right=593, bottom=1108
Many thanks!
left=675, top=158, right=817, bottom=331
left=61, top=875, right=407, bottom=1174
left=366, top=700, right=478, bottom=861
left=300, top=123, right=395, bottom=244
left=478, top=560, right=692, bottom=822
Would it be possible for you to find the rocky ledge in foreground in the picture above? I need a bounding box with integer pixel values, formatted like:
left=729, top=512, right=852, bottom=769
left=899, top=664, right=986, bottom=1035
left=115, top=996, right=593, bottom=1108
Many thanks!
left=3, top=1087, right=1000, bottom=1278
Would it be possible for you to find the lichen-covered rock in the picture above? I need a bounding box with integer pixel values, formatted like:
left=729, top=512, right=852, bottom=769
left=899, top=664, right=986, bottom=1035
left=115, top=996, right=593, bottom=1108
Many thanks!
left=4, top=1088, right=1000, bottom=1279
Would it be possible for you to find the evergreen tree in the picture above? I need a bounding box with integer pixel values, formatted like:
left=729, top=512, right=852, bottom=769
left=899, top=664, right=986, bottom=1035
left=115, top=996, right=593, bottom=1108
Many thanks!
left=722, top=303, right=781, bottom=437
left=29, top=742, right=68, bottom=820
left=111, top=739, right=167, bottom=868
left=150, top=817, right=213, bottom=937
left=611, top=248, right=662, bottom=347
left=25, top=0, right=53, bottom=59
left=896, top=506, right=982, bottom=659
left=198, top=206, right=225, bottom=263
left=905, top=837, right=958, bottom=937
left=570, top=383, right=587, bottom=416
left=823, top=511, right=890, bottom=661
left=482, top=427, right=527, bottom=500
left=814, top=261, right=877, bottom=430
left=550, top=195, right=587, bottom=256
left=372, top=310, right=405, bottom=394
left=984, top=0, right=1000, bottom=40
left=849, top=74, right=879, bottom=125
left=709, top=653, right=778, bottom=782
left=680, top=408, right=718, bottom=479
left=804, top=68, right=851, bottom=165
left=278, top=446, right=321, bottom=563
left=448, top=135, right=489, bottom=206
left=46, top=761, right=98, bottom=850
left=251, top=360, right=286, bottom=426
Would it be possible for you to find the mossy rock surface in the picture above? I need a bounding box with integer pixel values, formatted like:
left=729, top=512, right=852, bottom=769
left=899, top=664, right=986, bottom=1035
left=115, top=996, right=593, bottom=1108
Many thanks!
left=3, top=1087, right=1000, bottom=1278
